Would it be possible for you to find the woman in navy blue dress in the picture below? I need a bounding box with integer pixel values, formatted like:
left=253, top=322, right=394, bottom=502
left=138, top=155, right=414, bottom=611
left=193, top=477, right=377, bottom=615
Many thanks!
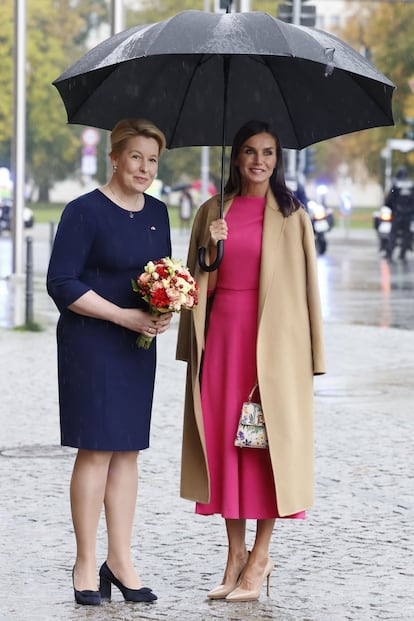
left=47, top=119, right=172, bottom=606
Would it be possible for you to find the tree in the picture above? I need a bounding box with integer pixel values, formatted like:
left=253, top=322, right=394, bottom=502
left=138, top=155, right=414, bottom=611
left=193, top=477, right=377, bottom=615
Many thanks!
left=0, top=1, right=14, bottom=167
left=0, top=0, right=108, bottom=202
left=127, top=0, right=205, bottom=27
left=27, top=0, right=108, bottom=201
left=329, top=1, right=414, bottom=185
left=157, top=145, right=227, bottom=189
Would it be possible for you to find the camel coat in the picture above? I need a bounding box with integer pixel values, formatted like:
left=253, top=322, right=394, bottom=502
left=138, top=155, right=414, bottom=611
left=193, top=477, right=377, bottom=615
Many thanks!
left=176, top=190, right=326, bottom=517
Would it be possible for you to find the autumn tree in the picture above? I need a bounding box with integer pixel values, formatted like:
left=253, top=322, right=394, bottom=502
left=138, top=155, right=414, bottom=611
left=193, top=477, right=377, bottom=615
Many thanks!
left=0, top=1, right=13, bottom=168
left=324, top=0, right=414, bottom=186
left=0, top=0, right=107, bottom=201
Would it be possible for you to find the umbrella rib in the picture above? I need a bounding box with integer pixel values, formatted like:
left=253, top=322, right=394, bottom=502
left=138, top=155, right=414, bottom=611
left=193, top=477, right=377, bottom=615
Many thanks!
left=259, top=56, right=302, bottom=148
left=60, top=65, right=121, bottom=127
left=261, top=56, right=394, bottom=147
left=339, top=70, right=395, bottom=125
left=168, top=54, right=215, bottom=147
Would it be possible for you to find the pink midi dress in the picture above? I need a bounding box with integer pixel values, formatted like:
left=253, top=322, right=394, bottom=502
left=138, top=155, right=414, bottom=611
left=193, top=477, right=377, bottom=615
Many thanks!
left=196, top=196, right=305, bottom=520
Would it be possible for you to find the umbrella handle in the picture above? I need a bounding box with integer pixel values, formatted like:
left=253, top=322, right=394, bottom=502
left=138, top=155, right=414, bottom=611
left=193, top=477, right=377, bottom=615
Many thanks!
left=198, top=240, right=224, bottom=272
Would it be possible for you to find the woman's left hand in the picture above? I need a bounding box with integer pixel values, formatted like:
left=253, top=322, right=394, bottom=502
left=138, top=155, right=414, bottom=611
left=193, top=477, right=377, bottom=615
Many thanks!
left=209, top=218, right=228, bottom=246
left=152, top=312, right=173, bottom=334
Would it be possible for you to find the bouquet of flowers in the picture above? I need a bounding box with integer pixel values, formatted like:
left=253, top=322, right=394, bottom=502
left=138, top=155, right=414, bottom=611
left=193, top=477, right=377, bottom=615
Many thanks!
left=132, top=256, right=199, bottom=349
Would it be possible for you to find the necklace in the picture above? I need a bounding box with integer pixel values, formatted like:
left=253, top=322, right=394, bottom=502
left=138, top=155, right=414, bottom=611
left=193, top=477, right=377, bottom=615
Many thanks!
left=107, top=183, right=142, bottom=218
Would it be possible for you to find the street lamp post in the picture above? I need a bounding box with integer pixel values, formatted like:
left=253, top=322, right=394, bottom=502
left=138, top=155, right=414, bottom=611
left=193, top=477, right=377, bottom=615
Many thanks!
left=201, top=0, right=211, bottom=205
left=292, top=0, right=301, bottom=24
left=12, top=0, right=26, bottom=277
left=111, top=0, right=124, bottom=34
left=106, top=0, right=125, bottom=179
left=287, top=0, right=301, bottom=179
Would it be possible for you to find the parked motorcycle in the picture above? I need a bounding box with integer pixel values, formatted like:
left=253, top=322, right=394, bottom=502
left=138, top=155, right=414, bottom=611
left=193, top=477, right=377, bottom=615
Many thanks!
left=372, top=206, right=392, bottom=255
left=285, top=175, right=333, bottom=255
left=307, top=199, right=334, bottom=255
left=0, top=198, right=34, bottom=234
left=372, top=205, right=414, bottom=257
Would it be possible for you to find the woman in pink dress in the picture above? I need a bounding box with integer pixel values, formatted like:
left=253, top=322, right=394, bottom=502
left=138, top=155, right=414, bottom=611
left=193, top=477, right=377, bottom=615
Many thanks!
left=176, top=120, right=326, bottom=602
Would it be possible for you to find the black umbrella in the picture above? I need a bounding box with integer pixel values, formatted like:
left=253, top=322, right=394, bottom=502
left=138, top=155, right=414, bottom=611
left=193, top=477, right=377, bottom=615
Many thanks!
left=53, top=10, right=395, bottom=270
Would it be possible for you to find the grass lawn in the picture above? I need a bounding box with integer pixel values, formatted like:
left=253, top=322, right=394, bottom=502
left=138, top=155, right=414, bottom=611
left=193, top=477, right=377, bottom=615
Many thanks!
left=31, top=203, right=65, bottom=224
left=31, top=202, right=376, bottom=230
left=335, top=206, right=375, bottom=229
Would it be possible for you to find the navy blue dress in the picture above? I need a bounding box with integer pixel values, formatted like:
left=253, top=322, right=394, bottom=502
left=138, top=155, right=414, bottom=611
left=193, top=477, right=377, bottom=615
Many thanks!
left=47, top=189, right=171, bottom=451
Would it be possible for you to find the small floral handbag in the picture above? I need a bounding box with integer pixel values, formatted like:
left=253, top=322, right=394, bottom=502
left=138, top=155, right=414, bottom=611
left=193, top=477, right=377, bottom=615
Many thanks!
left=234, top=384, right=268, bottom=449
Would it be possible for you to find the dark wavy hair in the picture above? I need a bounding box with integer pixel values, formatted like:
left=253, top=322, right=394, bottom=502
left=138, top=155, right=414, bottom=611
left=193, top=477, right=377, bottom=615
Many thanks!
left=224, top=120, right=301, bottom=217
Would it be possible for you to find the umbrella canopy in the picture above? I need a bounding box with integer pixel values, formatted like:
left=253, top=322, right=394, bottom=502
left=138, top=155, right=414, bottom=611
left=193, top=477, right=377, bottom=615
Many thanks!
left=53, top=10, right=395, bottom=270
left=53, top=10, right=395, bottom=151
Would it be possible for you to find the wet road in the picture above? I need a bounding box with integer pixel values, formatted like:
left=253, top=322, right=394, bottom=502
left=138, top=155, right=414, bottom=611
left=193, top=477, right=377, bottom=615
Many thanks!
left=316, top=228, right=414, bottom=331
left=1, top=222, right=413, bottom=330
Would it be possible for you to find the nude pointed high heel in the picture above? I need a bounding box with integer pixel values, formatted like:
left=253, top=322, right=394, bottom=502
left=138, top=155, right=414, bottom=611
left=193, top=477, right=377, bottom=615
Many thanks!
left=207, top=553, right=250, bottom=600
left=207, top=583, right=238, bottom=599
left=225, top=557, right=274, bottom=602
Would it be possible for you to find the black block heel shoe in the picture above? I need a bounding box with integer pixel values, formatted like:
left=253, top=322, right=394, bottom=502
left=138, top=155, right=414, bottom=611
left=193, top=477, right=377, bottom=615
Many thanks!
left=72, top=568, right=101, bottom=606
left=99, top=561, right=157, bottom=602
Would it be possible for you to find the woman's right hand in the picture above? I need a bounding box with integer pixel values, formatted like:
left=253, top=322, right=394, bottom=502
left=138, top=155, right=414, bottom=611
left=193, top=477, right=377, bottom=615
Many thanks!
left=118, top=308, right=158, bottom=337
left=69, top=291, right=159, bottom=338
left=209, top=218, right=228, bottom=246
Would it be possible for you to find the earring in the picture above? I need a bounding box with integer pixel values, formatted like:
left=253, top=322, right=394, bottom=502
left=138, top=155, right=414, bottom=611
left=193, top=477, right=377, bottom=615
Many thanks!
left=113, top=165, right=118, bottom=173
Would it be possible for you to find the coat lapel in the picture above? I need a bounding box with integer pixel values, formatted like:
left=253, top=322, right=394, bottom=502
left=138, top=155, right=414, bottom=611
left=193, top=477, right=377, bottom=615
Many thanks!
left=258, top=190, right=285, bottom=321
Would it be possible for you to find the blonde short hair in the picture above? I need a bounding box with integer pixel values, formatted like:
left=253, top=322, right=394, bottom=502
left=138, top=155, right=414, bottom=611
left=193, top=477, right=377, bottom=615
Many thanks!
left=110, top=118, right=166, bottom=157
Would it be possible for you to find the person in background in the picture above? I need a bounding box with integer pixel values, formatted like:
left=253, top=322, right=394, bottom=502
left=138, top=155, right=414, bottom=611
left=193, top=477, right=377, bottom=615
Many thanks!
left=47, top=118, right=172, bottom=606
left=285, top=172, right=309, bottom=211
left=385, top=165, right=414, bottom=261
left=179, top=189, right=194, bottom=231
left=176, top=119, right=325, bottom=602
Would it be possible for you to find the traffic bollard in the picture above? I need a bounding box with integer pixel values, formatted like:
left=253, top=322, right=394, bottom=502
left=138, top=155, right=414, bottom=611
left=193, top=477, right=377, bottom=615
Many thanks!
left=25, top=236, right=34, bottom=325
left=49, top=220, right=56, bottom=255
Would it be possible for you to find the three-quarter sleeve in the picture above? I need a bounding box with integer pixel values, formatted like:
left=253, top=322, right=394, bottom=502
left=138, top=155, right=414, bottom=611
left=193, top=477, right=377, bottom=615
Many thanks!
left=47, top=199, right=96, bottom=312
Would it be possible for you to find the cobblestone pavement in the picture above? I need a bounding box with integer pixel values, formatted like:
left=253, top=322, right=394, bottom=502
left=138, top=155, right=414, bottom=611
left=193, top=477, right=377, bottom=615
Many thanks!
left=0, top=228, right=413, bottom=620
